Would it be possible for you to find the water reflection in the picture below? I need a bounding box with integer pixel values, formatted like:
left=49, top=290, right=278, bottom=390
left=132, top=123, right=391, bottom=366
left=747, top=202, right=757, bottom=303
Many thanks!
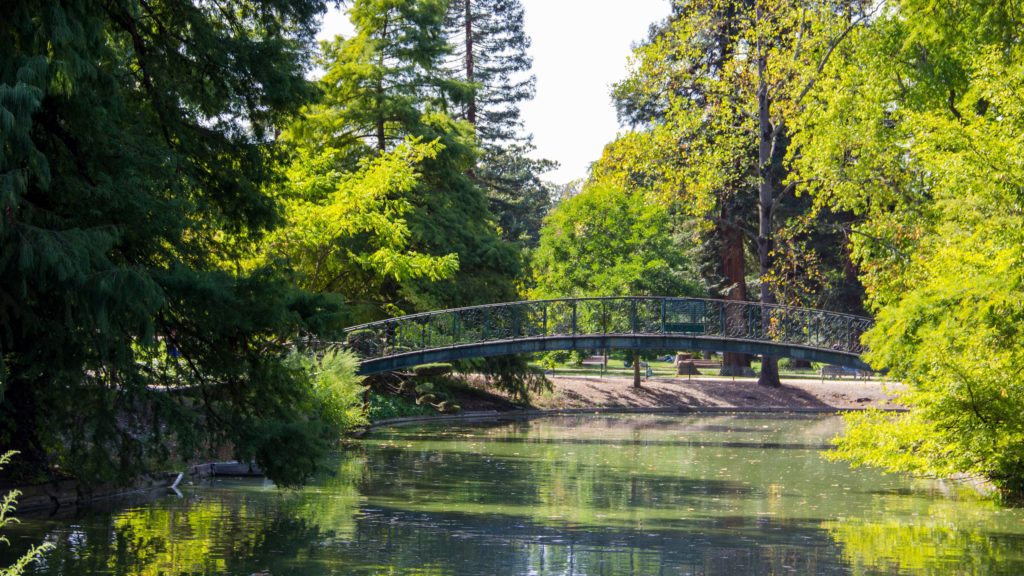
left=6, top=414, right=1024, bottom=575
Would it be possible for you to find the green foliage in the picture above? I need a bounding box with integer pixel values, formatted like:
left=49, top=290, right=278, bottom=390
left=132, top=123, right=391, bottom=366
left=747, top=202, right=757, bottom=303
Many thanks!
left=367, top=392, right=436, bottom=421
left=306, top=0, right=519, bottom=313
left=445, top=0, right=535, bottom=144
left=608, top=0, right=871, bottom=308
left=320, top=0, right=463, bottom=154
left=257, top=137, right=460, bottom=321
left=530, top=183, right=699, bottom=299
left=795, top=1, right=1024, bottom=495
left=308, top=350, right=369, bottom=434
left=444, top=0, right=555, bottom=249
left=0, top=452, right=52, bottom=576
left=0, top=0, right=348, bottom=486
left=412, top=363, right=454, bottom=378
left=476, top=144, right=556, bottom=248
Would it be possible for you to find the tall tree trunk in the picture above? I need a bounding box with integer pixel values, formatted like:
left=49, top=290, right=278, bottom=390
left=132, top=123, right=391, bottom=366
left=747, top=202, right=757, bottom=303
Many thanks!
left=464, top=0, right=476, bottom=126
left=720, top=219, right=753, bottom=376
left=375, top=17, right=388, bottom=152
left=712, top=0, right=753, bottom=377
left=755, top=3, right=781, bottom=388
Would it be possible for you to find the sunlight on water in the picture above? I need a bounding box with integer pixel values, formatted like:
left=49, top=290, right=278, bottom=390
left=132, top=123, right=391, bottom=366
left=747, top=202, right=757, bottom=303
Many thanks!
left=6, top=414, right=1024, bottom=575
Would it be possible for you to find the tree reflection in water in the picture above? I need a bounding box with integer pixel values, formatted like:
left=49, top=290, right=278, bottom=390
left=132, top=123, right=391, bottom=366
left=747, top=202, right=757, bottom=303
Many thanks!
left=6, top=415, right=1024, bottom=575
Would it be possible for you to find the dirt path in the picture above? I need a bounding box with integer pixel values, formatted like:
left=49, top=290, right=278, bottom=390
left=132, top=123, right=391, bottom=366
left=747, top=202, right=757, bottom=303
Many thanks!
left=528, top=374, right=904, bottom=411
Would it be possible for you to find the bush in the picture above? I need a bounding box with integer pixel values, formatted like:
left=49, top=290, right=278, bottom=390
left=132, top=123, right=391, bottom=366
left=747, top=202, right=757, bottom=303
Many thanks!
left=344, top=329, right=378, bottom=356
left=412, top=363, right=453, bottom=377
left=367, top=393, right=435, bottom=421
left=310, top=350, right=368, bottom=433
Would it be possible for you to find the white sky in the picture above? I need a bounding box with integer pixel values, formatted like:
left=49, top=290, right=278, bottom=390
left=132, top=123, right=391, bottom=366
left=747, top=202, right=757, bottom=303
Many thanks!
left=317, top=0, right=671, bottom=185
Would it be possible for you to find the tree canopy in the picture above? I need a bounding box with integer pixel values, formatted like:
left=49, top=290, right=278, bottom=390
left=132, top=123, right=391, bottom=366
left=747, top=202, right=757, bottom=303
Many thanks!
left=4, top=0, right=1024, bottom=501
left=0, top=0, right=358, bottom=485
left=790, top=0, right=1024, bottom=496
left=530, top=183, right=698, bottom=299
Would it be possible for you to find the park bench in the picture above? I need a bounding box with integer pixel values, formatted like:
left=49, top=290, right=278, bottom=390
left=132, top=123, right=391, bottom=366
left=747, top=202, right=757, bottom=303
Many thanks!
left=581, top=354, right=608, bottom=376
left=821, top=364, right=871, bottom=381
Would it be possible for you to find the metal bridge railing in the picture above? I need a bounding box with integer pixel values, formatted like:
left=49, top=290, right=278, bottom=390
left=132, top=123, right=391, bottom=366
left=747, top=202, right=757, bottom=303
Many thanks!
left=337, top=297, right=873, bottom=362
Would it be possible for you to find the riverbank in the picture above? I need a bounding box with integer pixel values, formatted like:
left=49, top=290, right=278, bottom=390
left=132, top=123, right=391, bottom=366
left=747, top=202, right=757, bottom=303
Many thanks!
left=529, top=374, right=904, bottom=411
left=452, top=373, right=905, bottom=413
left=362, top=374, right=904, bottom=429
left=14, top=375, right=903, bottom=514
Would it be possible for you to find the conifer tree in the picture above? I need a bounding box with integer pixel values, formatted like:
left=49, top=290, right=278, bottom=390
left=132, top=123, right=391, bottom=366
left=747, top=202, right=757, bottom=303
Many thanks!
left=0, top=0, right=343, bottom=486
left=324, top=0, right=466, bottom=152
left=444, top=0, right=534, bottom=144
left=444, top=0, right=553, bottom=247
left=311, top=0, right=519, bottom=311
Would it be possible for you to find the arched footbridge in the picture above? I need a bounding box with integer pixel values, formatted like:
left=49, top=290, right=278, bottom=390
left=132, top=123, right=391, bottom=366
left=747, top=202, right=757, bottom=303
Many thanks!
left=337, top=297, right=873, bottom=375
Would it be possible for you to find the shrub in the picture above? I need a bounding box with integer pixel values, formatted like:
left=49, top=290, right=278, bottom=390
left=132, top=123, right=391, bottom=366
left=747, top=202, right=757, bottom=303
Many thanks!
left=344, top=329, right=378, bottom=356
left=367, top=393, right=435, bottom=421
left=312, top=350, right=369, bottom=432
left=412, top=363, right=453, bottom=378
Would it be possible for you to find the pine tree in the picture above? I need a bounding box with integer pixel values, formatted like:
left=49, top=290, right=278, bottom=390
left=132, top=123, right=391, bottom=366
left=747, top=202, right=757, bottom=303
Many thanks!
left=444, top=0, right=554, bottom=247
left=325, top=0, right=466, bottom=152
left=444, top=0, right=534, bottom=144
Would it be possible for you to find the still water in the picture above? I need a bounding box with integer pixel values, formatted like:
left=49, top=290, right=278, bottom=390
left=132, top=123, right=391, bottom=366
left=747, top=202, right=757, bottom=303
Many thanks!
left=7, top=414, right=1024, bottom=575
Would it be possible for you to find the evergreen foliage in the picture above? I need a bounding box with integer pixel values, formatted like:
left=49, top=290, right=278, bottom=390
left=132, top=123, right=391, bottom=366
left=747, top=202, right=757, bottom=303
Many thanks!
left=0, top=0, right=356, bottom=486
left=444, top=0, right=535, bottom=144
left=445, top=0, right=554, bottom=248
left=312, top=0, right=519, bottom=313
left=476, top=144, right=555, bottom=248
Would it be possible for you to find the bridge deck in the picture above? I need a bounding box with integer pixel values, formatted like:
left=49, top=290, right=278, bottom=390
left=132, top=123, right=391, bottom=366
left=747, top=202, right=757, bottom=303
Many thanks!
left=333, top=297, right=873, bottom=375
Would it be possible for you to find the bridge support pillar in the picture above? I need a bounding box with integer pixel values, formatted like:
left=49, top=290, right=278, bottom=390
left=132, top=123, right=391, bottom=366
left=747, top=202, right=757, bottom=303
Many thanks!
left=633, top=351, right=641, bottom=388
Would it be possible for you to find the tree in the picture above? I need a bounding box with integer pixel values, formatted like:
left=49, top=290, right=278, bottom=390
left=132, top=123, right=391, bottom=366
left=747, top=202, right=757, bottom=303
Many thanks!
left=324, top=0, right=465, bottom=152
left=476, top=144, right=556, bottom=247
left=256, top=137, right=460, bottom=323
left=611, top=0, right=874, bottom=385
left=444, top=0, right=554, bottom=248
left=531, top=184, right=698, bottom=300
left=530, top=183, right=700, bottom=387
left=444, top=0, right=534, bottom=144
left=590, top=126, right=759, bottom=376
left=0, top=0, right=353, bottom=486
left=314, top=0, right=519, bottom=313
left=794, top=0, right=1024, bottom=498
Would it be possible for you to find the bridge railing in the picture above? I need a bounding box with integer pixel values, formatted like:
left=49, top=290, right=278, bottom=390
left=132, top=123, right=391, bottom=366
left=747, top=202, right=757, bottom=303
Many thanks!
left=338, top=297, right=873, bottom=362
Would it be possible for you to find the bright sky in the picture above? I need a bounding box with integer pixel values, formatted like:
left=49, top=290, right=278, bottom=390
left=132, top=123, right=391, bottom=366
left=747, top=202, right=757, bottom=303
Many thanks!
left=317, top=0, right=671, bottom=185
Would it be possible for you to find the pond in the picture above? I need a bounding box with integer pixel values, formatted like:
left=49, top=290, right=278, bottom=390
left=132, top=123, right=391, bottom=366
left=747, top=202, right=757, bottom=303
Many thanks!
left=6, top=414, right=1024, bottom=575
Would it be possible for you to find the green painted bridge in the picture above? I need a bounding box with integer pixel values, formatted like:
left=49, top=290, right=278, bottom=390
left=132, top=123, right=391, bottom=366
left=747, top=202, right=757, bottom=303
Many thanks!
left=337, top=296, right=874, bottom=375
